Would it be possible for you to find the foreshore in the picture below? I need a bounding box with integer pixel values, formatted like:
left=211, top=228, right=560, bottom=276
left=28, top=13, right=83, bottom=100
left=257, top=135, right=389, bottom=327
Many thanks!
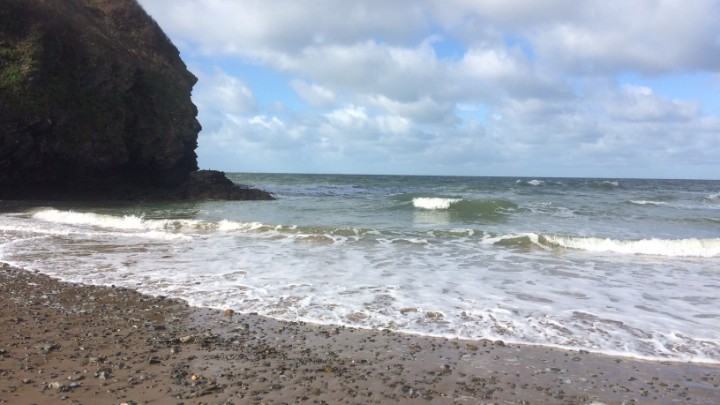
left=1, top=263, right=718, bottom=404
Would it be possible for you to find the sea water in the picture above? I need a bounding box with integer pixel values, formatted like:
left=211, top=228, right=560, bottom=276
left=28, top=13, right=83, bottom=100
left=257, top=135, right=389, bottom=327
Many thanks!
left=1, top=174, right=719, bottom=363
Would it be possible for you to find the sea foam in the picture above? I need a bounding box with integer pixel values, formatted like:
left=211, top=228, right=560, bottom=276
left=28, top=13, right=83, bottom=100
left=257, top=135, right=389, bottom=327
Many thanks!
left=31, top=208, right=265, bottom=235
left=5, top=175, right=720, bottom=365
left=32, top=209, right=149, bottom=230
left=412, top=197, right=462, bottom=210
left=629, top=200, right=669, bottom=206
left=543, top=235, right=720, bottom=257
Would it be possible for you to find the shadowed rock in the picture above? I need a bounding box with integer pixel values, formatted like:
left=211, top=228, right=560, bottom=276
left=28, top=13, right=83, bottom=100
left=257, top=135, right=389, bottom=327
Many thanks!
left=0, top=0, right=272, bottom=201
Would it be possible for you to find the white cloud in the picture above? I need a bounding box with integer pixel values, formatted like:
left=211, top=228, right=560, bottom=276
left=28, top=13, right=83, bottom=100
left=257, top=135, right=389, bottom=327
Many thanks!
left=249, top=115, right=285, bottom=131
left=376, top=115, right=412, bottom=135
left=604, top=85, right=701, bottom=122
left=290, top=80, right=336, bottom=107
left=278, top=40, right=443, bottom=103
left=527, top=2, right=720, bottom=74
left=192, top=70, right=255, bottom=115
left=438, top=0, right=720, bottom=74
left=364, top=95, right=457, bottom=126
left=325, top=105, right=369, bottom=129
left=140, top=0, right=431, bottom=54
left=139, top=0, right=720, bottom=178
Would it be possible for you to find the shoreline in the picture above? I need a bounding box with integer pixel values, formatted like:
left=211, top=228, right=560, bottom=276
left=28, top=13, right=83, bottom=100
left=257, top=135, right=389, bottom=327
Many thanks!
left=1, top=263, right=719, bottom=404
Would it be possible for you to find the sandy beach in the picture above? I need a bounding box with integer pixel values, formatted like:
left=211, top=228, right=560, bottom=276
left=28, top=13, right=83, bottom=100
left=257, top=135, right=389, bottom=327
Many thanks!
left=1, top=262, right=718, bottom=404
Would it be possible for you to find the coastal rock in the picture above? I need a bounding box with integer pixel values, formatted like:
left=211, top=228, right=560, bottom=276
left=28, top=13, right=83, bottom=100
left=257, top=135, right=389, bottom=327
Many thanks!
left=0, top=0, right=272, bottom=201
left=181, top=170, right=273, bottom=201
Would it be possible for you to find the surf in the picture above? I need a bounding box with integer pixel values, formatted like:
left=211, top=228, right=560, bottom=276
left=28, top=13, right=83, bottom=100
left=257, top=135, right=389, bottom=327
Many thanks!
left=491, top=232, right=720, bottom=258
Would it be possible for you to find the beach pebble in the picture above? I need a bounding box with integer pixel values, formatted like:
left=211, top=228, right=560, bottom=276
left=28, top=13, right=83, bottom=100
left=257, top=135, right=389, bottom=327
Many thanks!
left=34, top=343, right=58, bottom=352
left=179, top=335, right=193, bottom=343
left=48, top=381, right=64, bottom=390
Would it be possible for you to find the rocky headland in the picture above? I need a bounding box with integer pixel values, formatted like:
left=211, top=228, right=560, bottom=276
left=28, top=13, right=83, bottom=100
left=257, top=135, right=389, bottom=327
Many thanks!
left=0, top=0, right=272, bottom=200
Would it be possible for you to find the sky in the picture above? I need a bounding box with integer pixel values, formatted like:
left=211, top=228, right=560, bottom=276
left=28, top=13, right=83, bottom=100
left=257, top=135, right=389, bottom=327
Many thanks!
left=138, top=0, right=720, bottom=179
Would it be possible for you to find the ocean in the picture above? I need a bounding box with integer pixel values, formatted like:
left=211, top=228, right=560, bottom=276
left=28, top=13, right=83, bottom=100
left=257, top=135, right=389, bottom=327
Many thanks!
left=1, top=173, right=719, bottom=364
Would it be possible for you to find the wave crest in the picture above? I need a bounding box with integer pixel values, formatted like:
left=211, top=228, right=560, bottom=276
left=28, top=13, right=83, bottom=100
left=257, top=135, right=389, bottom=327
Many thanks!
left=31, top=209, right=266, bottom=234
left=629, top=200, right=669, bottom=206
left=489, top=233, right=720, bottom=257
left=412, top=197, right=462, bottom=210
left=544, top=235, right=720, bottom=258
left=516, top=179, right=545, bottom=186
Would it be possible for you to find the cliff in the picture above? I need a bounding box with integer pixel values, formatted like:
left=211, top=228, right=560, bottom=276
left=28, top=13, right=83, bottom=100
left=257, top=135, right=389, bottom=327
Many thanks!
left=0, top=0, right=272, bottom=200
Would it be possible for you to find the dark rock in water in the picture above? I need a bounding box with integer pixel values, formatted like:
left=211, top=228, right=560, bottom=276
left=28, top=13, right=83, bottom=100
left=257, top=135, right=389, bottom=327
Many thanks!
left=0, top=0, right=272, bottom=201
left=182, top=170, right=274, bottom=201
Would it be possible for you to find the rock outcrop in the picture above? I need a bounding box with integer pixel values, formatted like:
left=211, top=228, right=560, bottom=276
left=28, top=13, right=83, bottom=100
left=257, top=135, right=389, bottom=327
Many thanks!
left=0, top=0, right=272, bottom=200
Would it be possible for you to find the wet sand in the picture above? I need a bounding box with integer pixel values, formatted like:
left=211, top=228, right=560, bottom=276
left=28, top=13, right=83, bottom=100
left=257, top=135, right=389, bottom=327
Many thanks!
left=1, top=263, right=718, bottom=404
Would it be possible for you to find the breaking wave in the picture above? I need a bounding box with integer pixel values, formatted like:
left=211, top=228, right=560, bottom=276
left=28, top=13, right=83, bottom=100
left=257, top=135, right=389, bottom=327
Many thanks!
left=412, top=197, right=462, bottom=210
left=629, top=200, right=669, bottom=206
left=412, top=197, right=516, bottom=213
left=544, top=235, right=720, bottom=257
left=31, top=209, right=266, bottom=234
left=516, top=179, right=545, bottom=186
left=491, top=233, right=720, bottom=258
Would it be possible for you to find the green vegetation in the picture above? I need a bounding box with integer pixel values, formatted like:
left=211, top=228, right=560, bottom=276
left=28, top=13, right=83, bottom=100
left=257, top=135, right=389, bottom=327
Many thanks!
left=0, top=33, right=39, bottom=92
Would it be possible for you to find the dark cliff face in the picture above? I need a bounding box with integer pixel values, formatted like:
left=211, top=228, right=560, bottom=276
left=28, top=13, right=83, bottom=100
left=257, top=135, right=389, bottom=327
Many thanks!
left=0, top=0, right=271, bottom=200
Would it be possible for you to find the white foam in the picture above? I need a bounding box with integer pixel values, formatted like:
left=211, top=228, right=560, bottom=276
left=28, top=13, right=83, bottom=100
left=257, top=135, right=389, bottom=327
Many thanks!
left=135, top=231, right=193, bottom=241
left=4, top=218, right=719, bottom=364
left=216, top=219, right=269, bottom=232
left=0, top=223, right=72, bottom=237
left=32, top=209, right=149, bottom=230
left=629, top=200, right=669, bottom=206
left=412, top=197, right=462, bottom=210
left=544, top=235, right=720, bottom=257
left=4, top=186, right=720, bottom=365
left=515, top=179, right=544, bottom=186
left=30, top=208, right=269, bottom=236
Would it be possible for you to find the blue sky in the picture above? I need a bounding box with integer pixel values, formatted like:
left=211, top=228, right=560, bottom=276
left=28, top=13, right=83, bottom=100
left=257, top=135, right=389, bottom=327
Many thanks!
left=139, top=0, right=720, bottom=179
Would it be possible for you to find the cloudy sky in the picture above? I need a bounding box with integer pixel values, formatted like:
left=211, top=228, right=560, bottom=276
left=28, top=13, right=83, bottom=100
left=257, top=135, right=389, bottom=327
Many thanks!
left=138, top=0, right=720, bottom=179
